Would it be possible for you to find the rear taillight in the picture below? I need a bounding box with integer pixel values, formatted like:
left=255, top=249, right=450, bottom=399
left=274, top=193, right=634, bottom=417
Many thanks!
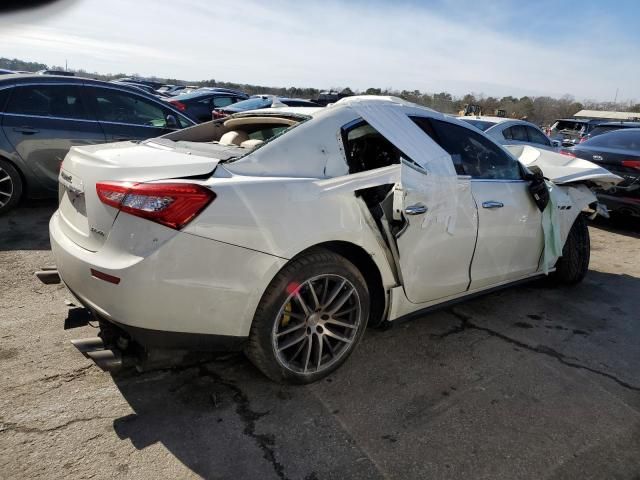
left=622, top=160, right=640, bottom=170
left=170, top=100, right=187, bottom=112
left=559, top=150, right=576, bottom=158
left=96, top=182, right=215, bottom=230
left=212, top=109, right=227, bottom=120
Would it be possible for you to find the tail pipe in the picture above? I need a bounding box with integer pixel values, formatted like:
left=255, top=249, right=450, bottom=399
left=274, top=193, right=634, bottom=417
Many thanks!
left=35, top=267, right=61, bottom=285
left=70, top=337, right=128, bottom=372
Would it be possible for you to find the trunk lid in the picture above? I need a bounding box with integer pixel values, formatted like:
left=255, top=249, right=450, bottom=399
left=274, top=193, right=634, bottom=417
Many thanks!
left=58, top=140, right=220, bottom=252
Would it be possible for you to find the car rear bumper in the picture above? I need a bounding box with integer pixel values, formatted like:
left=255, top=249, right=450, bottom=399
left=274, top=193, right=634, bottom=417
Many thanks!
left=50, top=210, right=288, bottom=346
left=597, top=193, right=640, bottom=217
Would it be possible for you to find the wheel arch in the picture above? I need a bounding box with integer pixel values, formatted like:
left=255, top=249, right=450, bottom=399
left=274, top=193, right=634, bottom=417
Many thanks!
left=291, top=240, right=388, bottom=328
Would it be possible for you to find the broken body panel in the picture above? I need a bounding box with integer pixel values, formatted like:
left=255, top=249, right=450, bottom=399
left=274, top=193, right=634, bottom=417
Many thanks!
left=51, top=97, right=621, bottom=344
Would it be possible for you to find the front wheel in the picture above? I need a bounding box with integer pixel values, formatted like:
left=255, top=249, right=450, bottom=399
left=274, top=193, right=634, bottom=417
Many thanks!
left=245, top=249, right=369, bottom=384
left=552, top=214, right=590, bottom=284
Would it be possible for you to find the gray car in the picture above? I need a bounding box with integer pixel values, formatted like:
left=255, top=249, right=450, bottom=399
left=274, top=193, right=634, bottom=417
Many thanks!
left=459, top=116, right=556, bottom=150
left=0, top=74, right=196, bottom=214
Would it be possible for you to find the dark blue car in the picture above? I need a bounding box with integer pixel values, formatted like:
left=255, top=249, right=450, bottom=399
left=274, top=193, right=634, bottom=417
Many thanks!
left=167, top=88, right=249, bottom=123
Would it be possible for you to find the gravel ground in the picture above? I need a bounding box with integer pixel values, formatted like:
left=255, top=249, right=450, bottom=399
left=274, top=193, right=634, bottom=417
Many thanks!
left=1, top=202, right=639, bottom=480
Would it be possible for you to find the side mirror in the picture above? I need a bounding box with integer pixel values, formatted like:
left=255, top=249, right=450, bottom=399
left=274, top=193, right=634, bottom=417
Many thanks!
left=522, top=165, right=545, bottom=181
left=165, top=114, right=178, bottom=129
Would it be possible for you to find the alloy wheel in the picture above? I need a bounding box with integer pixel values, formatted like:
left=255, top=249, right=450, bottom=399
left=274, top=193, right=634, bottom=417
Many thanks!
left=272, top=274, right=362, bottom=375
left=0, top=166, right=14, bottom=208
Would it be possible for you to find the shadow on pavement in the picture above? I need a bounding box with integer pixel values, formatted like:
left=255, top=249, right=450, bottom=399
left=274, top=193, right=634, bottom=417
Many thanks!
left=589, top=215, right=640, bottom=239
left=0, top=200, right=57, bottom=251
left=107, top=269, right=640, bottom=479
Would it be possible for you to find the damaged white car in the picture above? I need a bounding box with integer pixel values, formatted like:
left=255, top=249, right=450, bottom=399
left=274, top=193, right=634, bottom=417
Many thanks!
left=47, top=96, right=621, bottom=383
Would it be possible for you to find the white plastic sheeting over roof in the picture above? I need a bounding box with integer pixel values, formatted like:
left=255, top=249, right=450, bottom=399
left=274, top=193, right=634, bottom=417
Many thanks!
left=343, top=97, right=459, bottom=232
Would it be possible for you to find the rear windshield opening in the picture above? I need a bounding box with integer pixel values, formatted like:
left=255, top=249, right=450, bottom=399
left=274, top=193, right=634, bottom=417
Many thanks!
left=160, top=114, right=307, bottom=158
left=343, top=121, right=401, bottom=174
left=553, top=121, right=586, bottom=133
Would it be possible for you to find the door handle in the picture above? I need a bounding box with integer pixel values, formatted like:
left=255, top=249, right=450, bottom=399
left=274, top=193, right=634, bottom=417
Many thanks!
left=592, top=155, right=603, bottom=161
left=13, top=127, right=40, bottom=135
left=404, top=204, right=428, bottom=215
left=482, top=201, right=504, bottom=209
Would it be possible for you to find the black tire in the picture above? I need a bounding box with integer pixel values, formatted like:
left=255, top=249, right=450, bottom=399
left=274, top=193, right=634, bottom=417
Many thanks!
left=552, top=214, right=590, bottom=285
left=0, top=158, right=23, bottom=215
left=245, top=248, right=370, bottom=384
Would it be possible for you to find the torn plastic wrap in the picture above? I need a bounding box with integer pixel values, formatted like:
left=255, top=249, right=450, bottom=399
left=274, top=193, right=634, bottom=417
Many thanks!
left=347, top=99, right=459, bottom=232
left=541, top=180, right=573, bottom=274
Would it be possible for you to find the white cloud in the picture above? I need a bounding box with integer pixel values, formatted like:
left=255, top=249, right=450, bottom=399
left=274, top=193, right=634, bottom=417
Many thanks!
left=0, top=0, right=637, bottom=102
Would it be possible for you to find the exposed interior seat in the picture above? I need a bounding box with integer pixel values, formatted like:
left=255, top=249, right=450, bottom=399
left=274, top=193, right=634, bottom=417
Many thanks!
left=219, top=130, right=250, bottom=146
left=240, top=139, right=264, bottom=149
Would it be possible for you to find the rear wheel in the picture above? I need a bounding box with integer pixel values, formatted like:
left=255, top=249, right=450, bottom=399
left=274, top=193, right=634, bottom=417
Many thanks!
left=552, top=214, right=590, bottom=285
left=246, top=249, right=369, bottom=384
left=0, top=159, right=22, bottom=215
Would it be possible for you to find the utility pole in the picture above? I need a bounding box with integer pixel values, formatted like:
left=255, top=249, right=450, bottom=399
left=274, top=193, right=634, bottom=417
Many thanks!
left=65, top=59, right=68, bottom=72
left=614, top=87, right=619, bottom=105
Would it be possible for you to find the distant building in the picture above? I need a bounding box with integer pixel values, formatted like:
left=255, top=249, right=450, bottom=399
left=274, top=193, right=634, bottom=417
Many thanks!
left=574, top=109, right=640, bottom=121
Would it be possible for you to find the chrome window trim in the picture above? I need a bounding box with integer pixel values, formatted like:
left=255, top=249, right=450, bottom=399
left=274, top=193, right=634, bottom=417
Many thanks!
left=2, top=112, right=99, bottom=123
left=470, top=178, right=526, bottom=183
left=98, top=119, right=174, bottom=130
left=2, top=112, right=178, bottom=131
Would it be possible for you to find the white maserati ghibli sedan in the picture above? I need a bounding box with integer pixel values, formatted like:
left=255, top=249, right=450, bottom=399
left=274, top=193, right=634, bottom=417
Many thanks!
left=48, top=96, right=620, bottom=383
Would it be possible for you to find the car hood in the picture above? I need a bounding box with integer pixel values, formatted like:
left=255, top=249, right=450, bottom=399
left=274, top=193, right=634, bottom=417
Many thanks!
left=505, top=145, right=623, bottom=189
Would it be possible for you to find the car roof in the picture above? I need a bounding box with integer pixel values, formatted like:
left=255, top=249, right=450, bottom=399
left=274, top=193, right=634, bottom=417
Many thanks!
left=554, top=118, right=602, bottom=124
left=459, top=115, right=513, bottom=124
left=249, top=106, right=324, bottom=116
left=594, top=121, right=640, bottom=128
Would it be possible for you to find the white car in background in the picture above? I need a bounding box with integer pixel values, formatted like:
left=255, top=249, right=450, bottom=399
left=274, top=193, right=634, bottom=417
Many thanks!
left=460, top=116, right=559, bottom=150
left=48, top=96, right=620, bottom=383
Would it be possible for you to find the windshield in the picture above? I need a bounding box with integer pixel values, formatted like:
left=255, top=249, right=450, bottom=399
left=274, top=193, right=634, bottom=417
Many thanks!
left=460, top=119, right=497, bottom=131
left=226, top=97, right=272, bottom=111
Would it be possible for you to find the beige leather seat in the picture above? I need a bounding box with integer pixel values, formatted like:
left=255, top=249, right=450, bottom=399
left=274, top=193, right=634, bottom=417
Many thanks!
left=240, top=139, right=264, bottom=149
left=219, top=130, right=249, bottom=146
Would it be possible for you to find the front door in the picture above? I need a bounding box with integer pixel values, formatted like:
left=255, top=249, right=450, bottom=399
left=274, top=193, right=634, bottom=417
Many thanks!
left=470, top=180, right=543, bottom=289
left=1, top=83, right=105, bottom=194
left=413, top=117, right=544, bottom=290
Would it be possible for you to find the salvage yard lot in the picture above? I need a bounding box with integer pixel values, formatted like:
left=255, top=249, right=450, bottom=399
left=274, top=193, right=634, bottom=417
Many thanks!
left=1, top=203, right=639, bottom=479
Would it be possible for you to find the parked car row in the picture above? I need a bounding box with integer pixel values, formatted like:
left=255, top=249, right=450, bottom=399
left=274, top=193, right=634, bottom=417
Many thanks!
left=562, top=128, right=640, bottom=218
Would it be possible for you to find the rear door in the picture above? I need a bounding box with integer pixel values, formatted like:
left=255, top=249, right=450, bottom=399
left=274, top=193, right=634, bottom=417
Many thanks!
left=427, top=119, right=544, bottom=289
left=1, top=83, right=105, bottom=194
left=85, top=86, right=184, bottom=141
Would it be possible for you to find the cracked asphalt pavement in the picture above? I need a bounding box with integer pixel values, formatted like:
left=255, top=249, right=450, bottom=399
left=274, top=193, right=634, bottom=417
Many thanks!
left=1, top=202, right=639, bottom=479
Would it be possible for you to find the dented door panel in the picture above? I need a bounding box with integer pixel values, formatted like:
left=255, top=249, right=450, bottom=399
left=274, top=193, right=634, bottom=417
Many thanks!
left=395, top=168, right=478, bottom=303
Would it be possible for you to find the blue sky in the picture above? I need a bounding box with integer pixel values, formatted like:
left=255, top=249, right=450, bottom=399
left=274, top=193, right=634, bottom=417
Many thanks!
left=0, top=0, right=638, bottom=102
